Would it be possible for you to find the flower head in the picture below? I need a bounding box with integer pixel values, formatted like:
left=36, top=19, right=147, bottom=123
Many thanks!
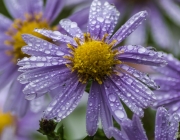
left=110, top=107, right=180, bottom=140
left=18, top=0, right=166, bottom=137
left=152, top=53, right=180, bottom=115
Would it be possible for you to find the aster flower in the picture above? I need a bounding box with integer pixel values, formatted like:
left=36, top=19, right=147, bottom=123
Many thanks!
left=106, top=0, right=180, bottom=52
left=152, top=53, right=180, bottom=115
left=0, top=0, right=72, bottom=117
left=110, top=107, right=180, bottom=140
left=18, top=0, right=166, bottom=137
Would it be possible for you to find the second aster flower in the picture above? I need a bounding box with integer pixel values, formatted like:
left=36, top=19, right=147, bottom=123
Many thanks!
left=18, top=0, right=166, bottom=137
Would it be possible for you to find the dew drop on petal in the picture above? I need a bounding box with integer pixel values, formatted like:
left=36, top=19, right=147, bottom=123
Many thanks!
left=25, top=94, right=36, bottom=100
left=109, top=94, right=116, bottom=102
left=56, top=51, right=64, bottom=56
left=114, top=110, right=124, bottom=119
left=138, top=47, right=146, bottom=53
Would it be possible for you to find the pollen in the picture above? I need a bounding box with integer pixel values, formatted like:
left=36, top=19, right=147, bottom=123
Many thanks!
left=0, top=110, right=14, bottom=134
left=5, top=13, right=56, bottom=63
left=65, top=33, right=121, bottom=84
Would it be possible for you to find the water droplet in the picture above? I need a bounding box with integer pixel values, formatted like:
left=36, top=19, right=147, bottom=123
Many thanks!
left=109, top=94, right=116, bottom=102
left=97, top=17, right=104, bottom=22
left=56, top=51, right=64, bottom=56
left=25, top=94, right=36, bottom=100
left=114, top=110, right=124, bottom=119
left=138, top=47, right=146, bottom=53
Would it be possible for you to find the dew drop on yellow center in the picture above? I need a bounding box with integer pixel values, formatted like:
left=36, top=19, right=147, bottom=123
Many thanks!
left=5, top=13, right=56, bottom=63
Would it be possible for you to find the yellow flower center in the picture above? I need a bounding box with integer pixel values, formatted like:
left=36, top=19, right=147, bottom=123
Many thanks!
left=0, top=110, right=14, bottom=134
left=65, top=33, right=121, bottom=84
left=5, top=13, right=56, bottom=63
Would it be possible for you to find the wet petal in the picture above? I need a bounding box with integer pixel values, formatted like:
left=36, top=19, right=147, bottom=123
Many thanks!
left=44, top=79, right=86, bottom=121
left=33, top=29, right=76, bottom=46
left=86, top=82, right=100, bottom=136
left=99, top=85, right=113, bottom=138
left=110, top=11, right=148, bottom=46
left=109, top=127, right=128, bottom=140
left=60, top=19, right=84, bottom=39
left=22, top=34, right=67, bottom=56
left=104, top=80, right=127, bottom=123
left=117, top=45, right=167, bottom=66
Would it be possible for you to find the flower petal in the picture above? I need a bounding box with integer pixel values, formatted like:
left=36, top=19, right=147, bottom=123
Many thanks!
left=22, top=69, right=72, bottom=100
left=149, top=6, right=171, bottom=49
left=33, top=30, right=76, bottom=46
left=104, top=80, right=127, bottom=123
left=18, top=65, right=69, bottom=84
left=117, top=45, right=167, bottom=66
left=4, top=79, right=29, bottom=117
left=88, top=0, right=120, bottom=39
left=0, top=14, right=12, bottom=32
left=44, top=78, right=86, bottom=121
left=119, top=64, right=158, bottom=89
left=109, top=127, right=128, bottom=140
left=155, top=107, right=169, bottom=140
left=60, top=19, right=84, bottom=40
left=86, top=82, right=100, bottom=136
left=168, top=113, right=180, bottom=140
left=99, top=85, right=113, bottom=138
left=159, top=0, right=180, bottom=25
left=3, top=0, right=28, bottom=18
left=22, top=34, right=68, bottom=56
left=109, top=11, right=148, bottom=46
left=43, top=0, right=64, bottom=23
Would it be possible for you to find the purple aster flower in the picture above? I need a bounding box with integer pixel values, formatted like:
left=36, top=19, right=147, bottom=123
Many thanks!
left=152, top=53, right=180, bottom=115
left=110, top=107, right=180, bottom=140
left=18, top=0, right=166, bottom=137
left=105, top=0, right=180, bottom=52
left=0, top=0, right=87, bottom=117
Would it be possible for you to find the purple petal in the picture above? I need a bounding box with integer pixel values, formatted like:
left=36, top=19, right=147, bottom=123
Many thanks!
left=0, top=14, right=12, bottom=31
left=168, top=114, right=180, bottom=140
left=109, top=75, right=144, bottom=117
left=99, top=85, right=113, bottom=138
left=43, top=0, right=64, bottom=23
left=104, top=80, right=127, bottom=123
left=29, top=0, right=43, bottom=14
left=18, top=65, right=69, bottom=84
left=117, top=45, right=167, bottom=66
left=18, top=56, right=66, bottom=70
left=23, top=69, right=72, bottom=100
left=109, top=127, right=128, bottom=140
left=149, top=6, right=171, bottom=48
left=0, top=63, right=17, bottom=90
left=4, top=78, right=29, bottom=117
left=60, top=19, right=84, bottom=40
left=86, top=82, right=100, bottom=136
left=22, top=34, right=68, bottom=56
left=88, top=0, right=120, bottom=39
left=155, top=107, right=169, bottom=140
left=109, top=11, right=148, bottom=46
left=159, top=0, right=180, bottom=25
left=44, top=78, right=86, bottom=121
left=119, top=64, right=158, bottom=89
left=131, top=115, right=148, bottom=140
left=154, top=91, right=180, bottom=108
left=3, top=0, right=29, bottom=19
left=33, top=29, right=76, bottom=46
